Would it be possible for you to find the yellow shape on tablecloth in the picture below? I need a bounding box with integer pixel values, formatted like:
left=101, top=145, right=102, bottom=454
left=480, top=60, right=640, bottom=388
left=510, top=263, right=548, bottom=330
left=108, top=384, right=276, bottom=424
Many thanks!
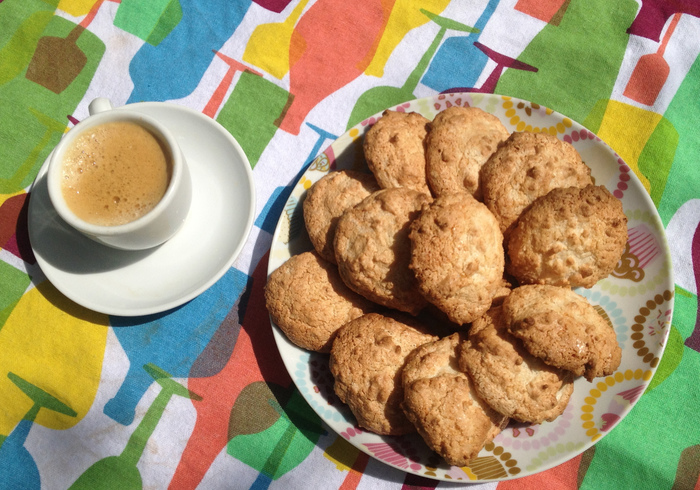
left=364, top=0, right=450, bottom=77
left=595, top=99, right=660, bottom=194
left=323, top=435, right=361, bottom=471
left=242, top=0, right=310, bottom=79
left=0, top=282, right=108, bottom=436
left=57, top=0, right=98, bottom=17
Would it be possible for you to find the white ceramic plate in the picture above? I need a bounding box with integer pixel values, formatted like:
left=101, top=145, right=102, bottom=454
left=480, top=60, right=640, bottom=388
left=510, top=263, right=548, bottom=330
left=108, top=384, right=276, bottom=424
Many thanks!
left=28, top=102, right=255, bottom=317
left=267, top=93, right=674, bottom=482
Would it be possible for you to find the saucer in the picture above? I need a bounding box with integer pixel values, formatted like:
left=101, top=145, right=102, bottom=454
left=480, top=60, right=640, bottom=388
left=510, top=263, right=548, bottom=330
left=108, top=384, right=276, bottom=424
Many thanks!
left=28, top=102, right=255, bottom=317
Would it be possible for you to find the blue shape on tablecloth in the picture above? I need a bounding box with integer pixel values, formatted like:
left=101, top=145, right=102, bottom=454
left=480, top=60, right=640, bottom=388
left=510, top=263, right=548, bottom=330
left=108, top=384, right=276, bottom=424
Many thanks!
left=104, top=267, right=249, bottom=425
left=126, top=0, right=252, bottom=104
left=0, top=420, right=40, bottom=490
left=420, top=0, right=498, bottom=92
left=255, top=123, right=337, bottom=234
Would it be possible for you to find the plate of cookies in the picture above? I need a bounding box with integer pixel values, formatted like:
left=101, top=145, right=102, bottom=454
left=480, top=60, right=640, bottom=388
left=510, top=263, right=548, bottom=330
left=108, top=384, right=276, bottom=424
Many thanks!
left=265, top=93, right=674, bottom=482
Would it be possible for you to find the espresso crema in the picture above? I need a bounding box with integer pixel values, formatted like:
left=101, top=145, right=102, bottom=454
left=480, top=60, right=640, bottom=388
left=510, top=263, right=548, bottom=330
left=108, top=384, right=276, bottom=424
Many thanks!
left=61, top=121, right=172, bottom=226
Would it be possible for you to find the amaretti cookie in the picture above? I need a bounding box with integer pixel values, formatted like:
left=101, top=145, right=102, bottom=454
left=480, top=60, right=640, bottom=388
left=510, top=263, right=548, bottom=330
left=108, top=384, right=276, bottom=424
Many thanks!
left=363, top=110, right=431, bottom=195
left=480, top=131, right=593, bottom=235
left=329, top=313, right=438, bottom=435
left=502, top=285, right=622, bottom=381
left=402, top=333, right=509, bottom=467
left=303, top=169, right=380, bottom=263
left=459, top=306, right=574, bottom=424
left=409, top=192, right=504, bottom=325
left=264, top=251, right=375, bottom=352
left=506, top=185, right=628, bottom=288
left=425, top=106, right=509, bottom=199
left=334, top=187, right=431, bottom=315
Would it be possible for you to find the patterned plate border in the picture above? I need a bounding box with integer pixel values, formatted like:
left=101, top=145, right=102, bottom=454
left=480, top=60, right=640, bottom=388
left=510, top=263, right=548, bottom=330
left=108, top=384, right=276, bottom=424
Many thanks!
left=267, top=93, right=674, bottom=482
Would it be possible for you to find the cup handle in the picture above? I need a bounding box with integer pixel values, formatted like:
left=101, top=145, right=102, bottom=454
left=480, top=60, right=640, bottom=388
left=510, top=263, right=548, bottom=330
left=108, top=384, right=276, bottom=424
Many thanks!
left=88, top=98, right=114, bottom=115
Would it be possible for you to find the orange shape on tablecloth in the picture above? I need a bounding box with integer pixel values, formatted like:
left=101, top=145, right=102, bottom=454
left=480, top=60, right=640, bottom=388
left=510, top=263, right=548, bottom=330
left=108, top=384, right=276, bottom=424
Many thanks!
left=276, top=0, right=394, bottom=135
left=514, top=0, right=571, bottom=25
left=169, top=251, right=292, bottom=489
left=203, top=52, right=262, bottom=118
left=624, top=14, right=680, bottom=106
left=496, top=450, right=583, bottom=489
left=0, top=282, right=108, bottom=436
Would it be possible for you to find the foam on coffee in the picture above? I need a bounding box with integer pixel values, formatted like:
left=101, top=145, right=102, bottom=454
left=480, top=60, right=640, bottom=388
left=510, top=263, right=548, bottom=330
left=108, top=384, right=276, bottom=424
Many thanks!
left=61, top=121, right=172, bottom=226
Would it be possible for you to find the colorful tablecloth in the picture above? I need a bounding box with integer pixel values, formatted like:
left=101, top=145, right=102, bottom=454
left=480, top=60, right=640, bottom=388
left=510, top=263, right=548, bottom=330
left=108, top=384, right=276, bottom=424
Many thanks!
left=1, top=1, right=699, bottom=489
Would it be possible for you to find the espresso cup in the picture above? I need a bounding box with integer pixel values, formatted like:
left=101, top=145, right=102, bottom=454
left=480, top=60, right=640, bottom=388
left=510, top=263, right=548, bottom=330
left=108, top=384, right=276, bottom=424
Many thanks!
left=47, top=98, right=192, bottom=250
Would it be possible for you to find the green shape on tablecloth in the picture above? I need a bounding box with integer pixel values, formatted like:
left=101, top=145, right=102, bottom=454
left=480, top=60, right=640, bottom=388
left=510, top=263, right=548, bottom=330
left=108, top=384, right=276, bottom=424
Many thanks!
left=495, top=0, right=638, bottom=124
left=579, top=341, right=700, bottom=489
left=671, top=286, right=698, bottom=340
left=0, top=9, right=54, bottom=86
left=69, top=364, right=200, bottom=490
left=0, top=0, right=59, bottom=48
left=0, top=262, right=31, bottom=333
left=637, top=115, right=678, bottom=208
left=0, top=15, right=105, bottom=194
left=216, top=71, right=289, bottom=169
left=645, top=323, right=684, bottom=393
left=227, top=388, right=324, bottom=480
left=8, top=372, right=77, bottom=419
left=69, top=455, right=142, bottom=490
left=657, top=48, right=700, bottom=227
left=114, top=0, right=182, bottom=46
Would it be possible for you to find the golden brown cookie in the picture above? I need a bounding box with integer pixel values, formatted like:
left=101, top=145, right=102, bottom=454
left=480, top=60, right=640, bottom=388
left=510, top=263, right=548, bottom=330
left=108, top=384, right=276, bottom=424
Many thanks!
left=459, top=306, right=574, bottom=424
left=265, top=251, right=375, bottom=353
left=303, top=170, right=380, bottom=263
left=502, top=285, right=622, bottom=381
left=329, top=313, right=438, bottom=435
left=402, top=333, right=509, bottom=467
left=334, top=187, right=431, bottom=315
left=480, top=131, right=593, bottom=235
left=425, top=106, right=509, bottom=199
left=409, top=192, right=504, bottom=325
left=506, top=185, right=628, bottom=288
left=363, top=110, right=431, bottom=195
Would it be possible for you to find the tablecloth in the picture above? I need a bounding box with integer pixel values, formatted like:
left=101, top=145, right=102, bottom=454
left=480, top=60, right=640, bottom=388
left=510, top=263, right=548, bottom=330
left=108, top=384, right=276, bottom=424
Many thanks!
left=1, top=1, right=699, bottom=489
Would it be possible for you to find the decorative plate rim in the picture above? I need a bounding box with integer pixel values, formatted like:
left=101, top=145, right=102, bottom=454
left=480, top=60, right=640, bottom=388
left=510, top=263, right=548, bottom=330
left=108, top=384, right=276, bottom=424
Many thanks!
left=266, top=92, right=674, bottom=482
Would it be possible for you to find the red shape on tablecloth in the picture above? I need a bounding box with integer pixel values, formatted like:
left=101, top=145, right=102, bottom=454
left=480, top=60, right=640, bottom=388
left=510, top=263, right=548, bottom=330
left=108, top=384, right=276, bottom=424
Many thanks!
left=169, top=251, right=292, bottom=489
left=0, top=193, right=35, bottom=264
left=253, top=0, right=293, bottom=14
left=496, top=451, right=584, bottom=490
left=627, top=0, right=700, bottom=42
left=684, top=219, right=700, bottom=353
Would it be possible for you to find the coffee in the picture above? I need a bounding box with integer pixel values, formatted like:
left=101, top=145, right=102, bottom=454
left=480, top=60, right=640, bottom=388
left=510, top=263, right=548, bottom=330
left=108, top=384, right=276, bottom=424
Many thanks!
left=60, top=121, right=172, bottom=226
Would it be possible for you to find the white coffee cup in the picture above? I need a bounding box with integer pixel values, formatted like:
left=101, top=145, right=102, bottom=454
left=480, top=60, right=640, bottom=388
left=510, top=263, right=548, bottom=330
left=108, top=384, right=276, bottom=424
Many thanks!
left=47, top=98, right=192, bottom=250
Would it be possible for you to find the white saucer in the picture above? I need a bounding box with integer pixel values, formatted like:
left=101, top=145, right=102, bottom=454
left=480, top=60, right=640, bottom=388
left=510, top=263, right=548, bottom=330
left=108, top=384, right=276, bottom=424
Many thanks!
left=28, top=102, right=255, bottom=317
